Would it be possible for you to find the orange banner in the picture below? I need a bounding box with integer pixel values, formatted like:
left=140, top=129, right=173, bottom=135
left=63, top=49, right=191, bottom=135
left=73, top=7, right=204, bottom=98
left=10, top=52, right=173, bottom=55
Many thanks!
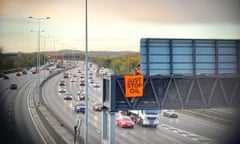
left=124, top=75, right=144, bottom=98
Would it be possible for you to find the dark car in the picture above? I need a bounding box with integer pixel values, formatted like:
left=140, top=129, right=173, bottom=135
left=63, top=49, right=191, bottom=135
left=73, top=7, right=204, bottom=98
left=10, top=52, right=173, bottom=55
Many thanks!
left=10, top=83, right=17, bottom=89
left=75, top=102, right=85, bottom=113
left=59, top=81, right=65, bottom=86
left=3, top=75, right=9, bottom=79
left=63, top=93, right=73, bottom=100
left=79, top=80, right=85, bottom=86
left=92, top=102, right=103, bottom=111
left=64, top=74, right=69, bottom=78
left=22, top=70, right=27, bottom=75
left=0, top=73, right=5, bottom=78
left=1, top=73, right=9, bottom=79
left=80, top=74, right=84, bottom=78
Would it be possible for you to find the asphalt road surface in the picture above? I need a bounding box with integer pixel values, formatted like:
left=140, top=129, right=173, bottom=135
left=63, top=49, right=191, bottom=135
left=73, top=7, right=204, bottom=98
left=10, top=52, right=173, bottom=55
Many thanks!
left=0, top=72, right=43, bottom=144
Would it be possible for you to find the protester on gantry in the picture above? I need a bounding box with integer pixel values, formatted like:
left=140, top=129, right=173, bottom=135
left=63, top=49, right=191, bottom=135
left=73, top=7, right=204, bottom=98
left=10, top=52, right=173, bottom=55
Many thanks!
left=135, top=64, right=141, bottom=75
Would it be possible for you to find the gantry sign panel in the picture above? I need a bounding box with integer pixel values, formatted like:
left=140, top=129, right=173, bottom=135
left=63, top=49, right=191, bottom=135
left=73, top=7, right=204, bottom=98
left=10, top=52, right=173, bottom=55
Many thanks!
left=103, top=74, right=240, bottom=112
left=103, top=38, right=240, bottom=112
left=140, top=38, right=240, bottom=75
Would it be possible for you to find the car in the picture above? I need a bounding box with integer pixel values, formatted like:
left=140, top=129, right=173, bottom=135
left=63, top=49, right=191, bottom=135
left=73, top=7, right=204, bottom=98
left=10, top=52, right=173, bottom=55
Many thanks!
left=93, top=82, right=100, bottom=88
left=63, top=93, right=73, bottom=100
left=74, top=102, right=85, bottom=113
left=3, top=75, right=9, bottom=79
left=59, top=81, right=65, bottom=86
left=64, top=72, right=69, bottom=78
left=89, top=72, right=93, bottom=76
left=16, top=72, right=21, bottom=76
left=92, top=102, right=103, bottom=111
left=58, top=87, right=66, bottom=93
left=80, top=74, right=84, bottom=78
left=73, top=74, right=77, bottom=77
left=79, top=91, right=85, bottom=101
left=88, top=76, right=93, bottom=79
left=70, top=78, right=75, bottom=82
left=0, top=73, right=5, bottom=78
left=162, top=110, right=178, bottom=118
left=116, top=115, right=135, bottom=128
left=10, top=83, right=17, bottom=89
left=79, top=80, right=85, bottom=86
left=22, top=70, right=27, bottom=75
left=90, top=79, right=94, bottom=84
left=0, top=73, right=9, bottom=79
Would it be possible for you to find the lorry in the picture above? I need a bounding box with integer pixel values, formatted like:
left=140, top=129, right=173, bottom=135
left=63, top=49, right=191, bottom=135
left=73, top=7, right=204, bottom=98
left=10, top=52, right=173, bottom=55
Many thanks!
left=126, top=109, right=160, bottom=128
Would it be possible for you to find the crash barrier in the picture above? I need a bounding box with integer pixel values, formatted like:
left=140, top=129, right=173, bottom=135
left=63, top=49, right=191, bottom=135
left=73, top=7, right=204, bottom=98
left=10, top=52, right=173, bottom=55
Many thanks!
left=34, top=66, right=84, bottom=143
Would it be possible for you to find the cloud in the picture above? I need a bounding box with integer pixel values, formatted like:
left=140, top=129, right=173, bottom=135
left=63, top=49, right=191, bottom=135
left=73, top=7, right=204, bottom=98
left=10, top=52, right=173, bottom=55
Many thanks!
left=0, top=0, right=239, bottom=53
left=0, top=16, right=29, bottom=24
left=90, top=0, right=240, bottom=24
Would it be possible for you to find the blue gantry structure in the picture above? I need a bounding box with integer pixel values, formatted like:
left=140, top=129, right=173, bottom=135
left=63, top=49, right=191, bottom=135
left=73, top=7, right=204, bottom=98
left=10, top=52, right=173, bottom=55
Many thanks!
left=104, top=38, right=240, bottom=112
left=101, top=38, right=240, bottom=144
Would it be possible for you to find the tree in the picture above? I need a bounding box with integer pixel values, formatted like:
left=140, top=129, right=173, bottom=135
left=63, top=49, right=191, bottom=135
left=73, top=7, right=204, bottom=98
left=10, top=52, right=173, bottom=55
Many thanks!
left=0, top=46, right=3, bottom=54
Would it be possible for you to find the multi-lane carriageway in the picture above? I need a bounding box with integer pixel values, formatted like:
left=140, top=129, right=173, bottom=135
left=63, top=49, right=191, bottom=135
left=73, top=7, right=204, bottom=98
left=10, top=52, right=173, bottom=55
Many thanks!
left=0, top=62, right=239, bottom=144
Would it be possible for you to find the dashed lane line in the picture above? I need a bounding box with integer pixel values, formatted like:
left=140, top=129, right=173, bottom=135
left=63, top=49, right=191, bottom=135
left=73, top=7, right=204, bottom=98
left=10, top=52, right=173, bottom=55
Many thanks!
left=160, top=124, right=215, bottom=144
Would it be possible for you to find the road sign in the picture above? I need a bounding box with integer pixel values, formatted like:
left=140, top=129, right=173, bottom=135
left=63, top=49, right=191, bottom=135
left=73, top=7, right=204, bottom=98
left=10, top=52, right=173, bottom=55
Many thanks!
left=124, top=75, right=144, bottom=98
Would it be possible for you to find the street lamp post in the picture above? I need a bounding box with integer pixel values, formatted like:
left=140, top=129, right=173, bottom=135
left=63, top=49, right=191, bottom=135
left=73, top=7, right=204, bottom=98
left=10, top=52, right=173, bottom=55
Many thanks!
left=29, top=16, right=50, bottom=104
left=42, top=36, right=50, bottom=64
left=30, top=29, right=44, bottom=74
left=42, top=36, right=50, bottom=78
left=84, top=0, right=89, bottom=143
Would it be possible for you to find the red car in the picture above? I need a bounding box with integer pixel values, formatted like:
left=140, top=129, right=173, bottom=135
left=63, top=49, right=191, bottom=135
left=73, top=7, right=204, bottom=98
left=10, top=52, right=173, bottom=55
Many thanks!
left=16, top=72, right=21, bottom=76
left=116, top=115, right=135, bottom=128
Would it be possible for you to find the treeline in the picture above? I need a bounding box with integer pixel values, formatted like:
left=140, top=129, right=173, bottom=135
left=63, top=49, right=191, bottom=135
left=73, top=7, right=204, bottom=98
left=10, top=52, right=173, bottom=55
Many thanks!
left=0, top=53, right=43, bottom=71
left=92, top=53, right=140, bottom=74
left=0, top=48, right=140, bottom=74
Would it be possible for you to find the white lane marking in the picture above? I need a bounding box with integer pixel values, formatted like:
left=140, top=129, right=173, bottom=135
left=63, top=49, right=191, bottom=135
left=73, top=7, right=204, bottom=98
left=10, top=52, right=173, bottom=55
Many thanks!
left=160, top=123, right=215, bottom=144
left=27, top=86, right=47, bottom=144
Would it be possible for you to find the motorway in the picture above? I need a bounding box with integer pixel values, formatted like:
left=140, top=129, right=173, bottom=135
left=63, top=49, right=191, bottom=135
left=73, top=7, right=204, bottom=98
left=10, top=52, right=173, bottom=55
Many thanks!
left=1, top=62, right=239, bottom=144
left=41, top=62, right=239, bottom=144
left=0, top=72, right=43, bottom=143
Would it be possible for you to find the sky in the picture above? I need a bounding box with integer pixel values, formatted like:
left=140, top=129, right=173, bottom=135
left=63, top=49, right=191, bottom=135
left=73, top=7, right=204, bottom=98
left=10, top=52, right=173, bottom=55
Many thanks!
left=0, top=0, right=240, bottom=53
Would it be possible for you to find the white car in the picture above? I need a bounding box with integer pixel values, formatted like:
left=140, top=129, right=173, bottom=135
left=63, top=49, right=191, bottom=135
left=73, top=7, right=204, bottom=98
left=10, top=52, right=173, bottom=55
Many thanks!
left=79, top=91, right=86, bottom=101
left=58, top=87, right=66, bottom=93
left=162, top=110, right=178, bottom=118
left=93, top=82, right=100, bottom=88
left=70, top=78, right=75, bottom=82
